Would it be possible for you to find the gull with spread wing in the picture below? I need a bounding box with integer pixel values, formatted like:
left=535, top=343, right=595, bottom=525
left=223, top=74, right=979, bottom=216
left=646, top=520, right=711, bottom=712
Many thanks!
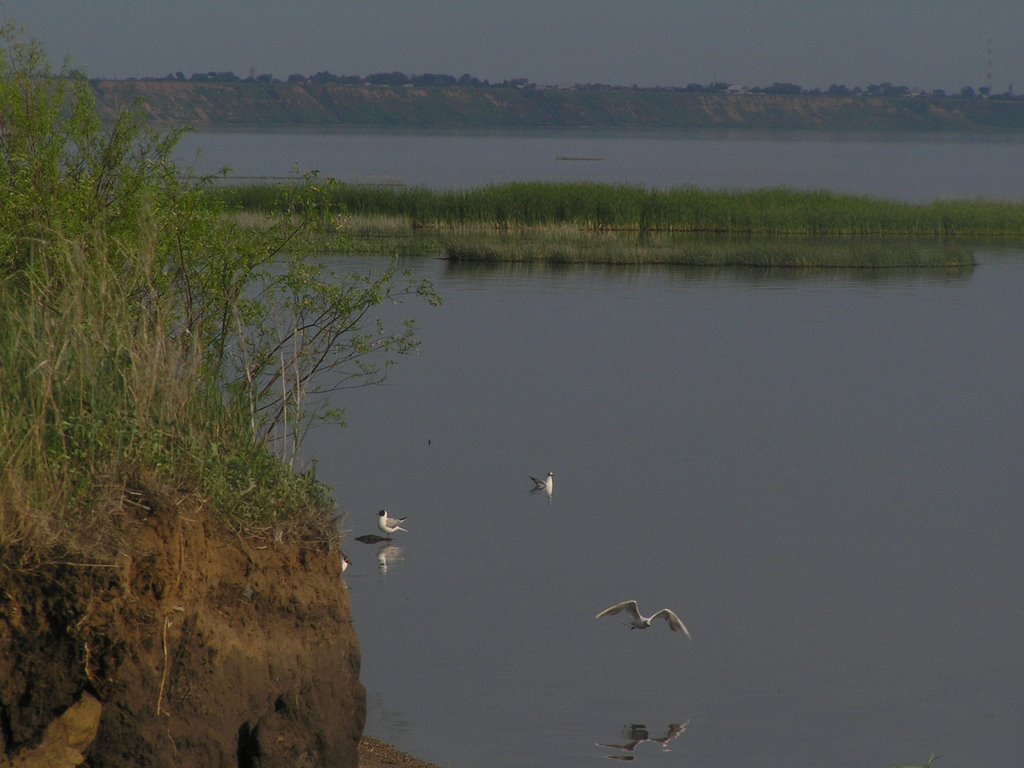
left=595, top=600, right=691, bottom=639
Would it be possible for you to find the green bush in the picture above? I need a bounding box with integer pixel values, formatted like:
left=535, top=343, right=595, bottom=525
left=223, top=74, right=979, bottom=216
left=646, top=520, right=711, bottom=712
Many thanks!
left=0, top=25, right=438, bottom=559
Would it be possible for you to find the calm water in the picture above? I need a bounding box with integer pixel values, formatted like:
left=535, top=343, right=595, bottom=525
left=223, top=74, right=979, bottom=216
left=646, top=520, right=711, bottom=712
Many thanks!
left=185, top=132, right=1024, bottom=767
left=175, top=130, right=1024, bottom=202
left=302, top=252, right=1024, bottom=768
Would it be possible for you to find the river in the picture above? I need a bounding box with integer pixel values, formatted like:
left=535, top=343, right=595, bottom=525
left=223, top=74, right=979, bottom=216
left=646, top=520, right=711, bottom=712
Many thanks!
left=175, top=130, right=1024, bottom=202
left=177, top=131, right=1024, bottom=768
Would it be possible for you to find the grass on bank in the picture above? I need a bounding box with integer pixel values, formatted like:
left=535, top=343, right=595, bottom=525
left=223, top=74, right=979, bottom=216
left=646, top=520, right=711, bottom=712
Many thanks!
left=1, top=26, right=436, bottom=563
left=0, top=238, right=331, bottom=557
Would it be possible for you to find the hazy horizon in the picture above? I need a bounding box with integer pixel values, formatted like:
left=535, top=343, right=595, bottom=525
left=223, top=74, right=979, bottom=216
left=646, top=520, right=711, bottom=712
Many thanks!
left=3, top=1, right=1024, bottom=93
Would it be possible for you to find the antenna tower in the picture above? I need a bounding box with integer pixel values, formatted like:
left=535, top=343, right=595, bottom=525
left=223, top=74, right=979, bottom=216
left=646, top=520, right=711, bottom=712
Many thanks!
left=986, top=37, right=992, bottom=92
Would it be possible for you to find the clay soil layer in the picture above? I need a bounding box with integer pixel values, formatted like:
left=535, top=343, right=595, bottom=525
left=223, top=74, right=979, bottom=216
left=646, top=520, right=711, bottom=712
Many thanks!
left=1, top=485, right=366, bottom=768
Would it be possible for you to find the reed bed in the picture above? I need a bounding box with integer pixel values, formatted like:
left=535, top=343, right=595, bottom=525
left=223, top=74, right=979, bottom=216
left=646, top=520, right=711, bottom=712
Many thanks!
left=234, top=211, right=973, bottom=268
left=210, top=181, right=1024, bottom=239
left=441, top=229, right=974, bottom=268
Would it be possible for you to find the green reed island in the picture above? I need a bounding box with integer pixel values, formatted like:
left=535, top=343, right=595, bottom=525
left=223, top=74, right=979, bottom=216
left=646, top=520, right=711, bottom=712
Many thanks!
left=212, top=180, right=1024, bottom=267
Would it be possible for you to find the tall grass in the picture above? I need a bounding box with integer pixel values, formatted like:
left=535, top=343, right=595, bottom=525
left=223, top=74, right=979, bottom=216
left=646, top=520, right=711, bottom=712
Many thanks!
left=0, top=233, right=331, bottom=559
left=1, top=26, right=436, bottom=562
left=210, top=180, right=1024, bottom=238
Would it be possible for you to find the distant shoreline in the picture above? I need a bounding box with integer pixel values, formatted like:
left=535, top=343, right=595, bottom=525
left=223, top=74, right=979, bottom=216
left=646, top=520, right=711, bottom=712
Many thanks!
left=91, top=80, right=1024, bottom=135
left=170, top=123, right=1024, bottom=144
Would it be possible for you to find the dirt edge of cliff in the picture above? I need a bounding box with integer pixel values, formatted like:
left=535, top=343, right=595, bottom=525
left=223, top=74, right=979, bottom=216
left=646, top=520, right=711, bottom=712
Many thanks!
left=358, top=737, right=444, bottom=768
left=0, top=482, right=366, bottom=768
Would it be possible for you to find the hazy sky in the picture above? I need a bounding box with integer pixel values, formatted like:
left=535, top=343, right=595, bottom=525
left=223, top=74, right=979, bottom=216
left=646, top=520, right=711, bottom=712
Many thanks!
left=4, top=1, right=1024, bottom=92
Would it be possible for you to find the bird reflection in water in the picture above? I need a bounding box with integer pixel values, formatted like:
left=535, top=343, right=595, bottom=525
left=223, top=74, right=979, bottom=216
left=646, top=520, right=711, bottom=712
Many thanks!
left=596, top=721, right=688, bottom=761
left=376, top=544, right=404, bottom=575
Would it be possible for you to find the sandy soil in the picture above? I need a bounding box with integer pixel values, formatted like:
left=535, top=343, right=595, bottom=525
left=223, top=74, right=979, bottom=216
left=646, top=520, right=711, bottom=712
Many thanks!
left=359, top=737, right=445, bottom=768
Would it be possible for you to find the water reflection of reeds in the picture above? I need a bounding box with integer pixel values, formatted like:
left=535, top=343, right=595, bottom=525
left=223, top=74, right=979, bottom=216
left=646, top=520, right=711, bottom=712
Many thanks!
left=442, top=259, right=975, bottom=286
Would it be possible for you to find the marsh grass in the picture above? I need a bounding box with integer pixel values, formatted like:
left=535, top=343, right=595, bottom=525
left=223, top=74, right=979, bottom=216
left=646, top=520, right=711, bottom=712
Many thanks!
left=300, top=214, right=973, bottom=268
left=336, top=212, right=417, bottom=236
left=216, top=181, right=1023, bottom=266
left=331, top=212, right=442, bottom=256
left=212, top=180, right=1024, bottom=239
left=440, top=229, right=974, bottom=267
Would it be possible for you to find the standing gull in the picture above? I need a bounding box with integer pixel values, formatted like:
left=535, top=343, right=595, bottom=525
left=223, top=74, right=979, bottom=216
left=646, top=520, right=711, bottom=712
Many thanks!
left=377, top=509, right=408, bottom=536
left=595, top=600, right=691, bottom=639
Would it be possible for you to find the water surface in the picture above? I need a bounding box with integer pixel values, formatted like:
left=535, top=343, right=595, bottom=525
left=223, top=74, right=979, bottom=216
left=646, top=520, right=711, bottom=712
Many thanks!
left=185, top=130, right=1024, bottom=767
left=305, top=250, right=1024, bottom=768
left=175, top=130, right=1024, bottom=202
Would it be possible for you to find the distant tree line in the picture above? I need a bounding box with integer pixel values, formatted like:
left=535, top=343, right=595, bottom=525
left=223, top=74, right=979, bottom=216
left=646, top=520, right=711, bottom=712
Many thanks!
left=145, top=70, right=527, bottom=89
left=128, top=70, right=1017, bottom=100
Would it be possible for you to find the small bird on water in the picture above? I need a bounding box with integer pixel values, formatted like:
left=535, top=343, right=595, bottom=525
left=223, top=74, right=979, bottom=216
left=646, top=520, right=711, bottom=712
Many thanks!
left=530, top=471, right=554, bottom=496
left=595, top=600, right=691, bottom=639
left=377, top=509, right=408, bottom=536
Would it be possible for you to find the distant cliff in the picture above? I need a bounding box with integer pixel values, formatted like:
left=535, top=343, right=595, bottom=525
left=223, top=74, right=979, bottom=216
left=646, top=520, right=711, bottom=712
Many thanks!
left=91, top=80, right=1024, bottom=134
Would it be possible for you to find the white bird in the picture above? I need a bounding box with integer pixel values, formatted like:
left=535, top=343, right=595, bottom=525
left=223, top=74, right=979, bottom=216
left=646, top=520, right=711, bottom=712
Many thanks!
left=530, top=471, right=554, bottom=495
left=649, top=722, right=688, bottom=749
left=341, top=551, right=351, bottom=572
left=595, top=600, right=691, bottom=639
left=377, top=509, right=407, bottom=536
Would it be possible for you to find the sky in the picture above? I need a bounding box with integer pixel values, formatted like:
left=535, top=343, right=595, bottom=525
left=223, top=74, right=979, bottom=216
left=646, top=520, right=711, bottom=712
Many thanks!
left=3, top=1, right=1024, bottom=93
